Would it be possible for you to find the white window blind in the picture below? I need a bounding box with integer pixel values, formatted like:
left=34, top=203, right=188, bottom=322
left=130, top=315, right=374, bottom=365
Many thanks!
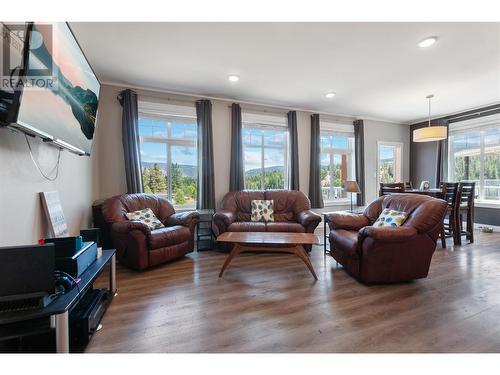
left=320, top=121, right=355, bottom=136
left=449, top=113, right=500, bottom=135
left=138, top=100, right=196, bottom=118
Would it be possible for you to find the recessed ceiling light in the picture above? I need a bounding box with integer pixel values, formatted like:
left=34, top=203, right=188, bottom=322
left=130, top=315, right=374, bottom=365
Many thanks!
left=418, top=36, right=438, bottom=48
left=228, top=74, right=240, bottom=82
left=325, top=92, right=336, bottom=99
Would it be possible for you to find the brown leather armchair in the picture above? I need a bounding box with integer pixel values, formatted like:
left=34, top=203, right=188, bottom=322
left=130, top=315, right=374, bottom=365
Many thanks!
left=326, top=194, right=447, bottom=284
left=212, top=190, right=321, bottom=251
left=100, top=194, right=199, bottom=270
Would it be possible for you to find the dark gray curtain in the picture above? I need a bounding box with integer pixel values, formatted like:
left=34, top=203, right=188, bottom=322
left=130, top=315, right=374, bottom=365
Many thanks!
left=436, top=121, right=449, bottom=185
left=196, top=100, right=215, bottom=209
left=308, top=114, right=324, bottom=208
left=354, top=119, right=365, bottom=206
left=287, top=111, right=300, bottom=190
left=229, top=103, right=244, bottom=191
left=117, top=89, right=143, bottom=194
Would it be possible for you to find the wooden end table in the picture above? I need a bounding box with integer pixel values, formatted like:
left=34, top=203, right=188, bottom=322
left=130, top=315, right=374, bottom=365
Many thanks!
left=216, top=232, right=320, bottom=280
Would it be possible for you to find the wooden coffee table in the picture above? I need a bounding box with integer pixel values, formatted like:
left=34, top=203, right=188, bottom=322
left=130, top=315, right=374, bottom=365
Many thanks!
left=216, top=232, right=320, bottom=280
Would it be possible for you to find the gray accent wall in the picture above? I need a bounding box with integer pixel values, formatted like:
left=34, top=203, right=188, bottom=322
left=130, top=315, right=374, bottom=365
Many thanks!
left=475, top=207, right=500, bottom=226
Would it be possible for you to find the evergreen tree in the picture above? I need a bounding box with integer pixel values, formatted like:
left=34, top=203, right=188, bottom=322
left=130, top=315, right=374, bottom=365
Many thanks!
left=142, top=167, right=152, bottom=193
left=142, top=164, right=167, bottom=194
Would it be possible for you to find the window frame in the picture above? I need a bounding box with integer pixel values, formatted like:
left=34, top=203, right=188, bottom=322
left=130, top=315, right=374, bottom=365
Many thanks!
left=241, top=112, right=289, bottom=191
left=448, top=125, right=500, bottom=204
left=376, top=141, right=404, bottom=189
left=319, top=127, right=356, bottom=205
left=138, top=106, right=198, bottom=210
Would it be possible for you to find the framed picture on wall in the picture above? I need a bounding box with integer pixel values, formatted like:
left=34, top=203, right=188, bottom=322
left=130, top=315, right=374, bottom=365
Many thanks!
left=40, top=191, right=69, bottom=237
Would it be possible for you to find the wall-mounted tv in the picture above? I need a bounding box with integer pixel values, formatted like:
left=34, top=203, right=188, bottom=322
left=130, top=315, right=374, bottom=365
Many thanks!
left=0, top=22, right=100, bottom=155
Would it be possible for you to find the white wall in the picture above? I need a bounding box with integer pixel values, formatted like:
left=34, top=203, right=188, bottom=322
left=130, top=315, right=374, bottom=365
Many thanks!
left=93, top=84, right=318, bottom=206
left=0, top=127, right=96, bottom=246
left=363, top=119, right=411, bottom=203
left=93, top=84, right=411, bottom=210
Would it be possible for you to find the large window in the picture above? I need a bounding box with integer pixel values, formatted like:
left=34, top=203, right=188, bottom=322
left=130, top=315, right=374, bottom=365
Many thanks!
left=138, top=102, right=198, bottom=208
left=448, top=116, right=500, bottom=202
left=242, top=113, right=288, bottom=190
left=320, top=123, right=355, bottom=202
left=377, top=142, right=403, bottom=184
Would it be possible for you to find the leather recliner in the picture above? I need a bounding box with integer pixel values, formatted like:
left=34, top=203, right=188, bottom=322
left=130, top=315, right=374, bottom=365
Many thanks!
left=100, top=194, right=199, bottom=271
left=212, top=190, right=322, bottom=251
left=326, top=194, right=447, bottom=284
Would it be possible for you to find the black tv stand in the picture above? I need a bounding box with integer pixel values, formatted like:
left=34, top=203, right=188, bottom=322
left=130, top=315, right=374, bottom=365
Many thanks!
left=0, top=249, right=116, bottom=353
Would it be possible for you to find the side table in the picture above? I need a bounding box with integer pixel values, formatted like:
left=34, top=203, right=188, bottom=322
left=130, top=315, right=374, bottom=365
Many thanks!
left=196, top=209, right=215, bottom=251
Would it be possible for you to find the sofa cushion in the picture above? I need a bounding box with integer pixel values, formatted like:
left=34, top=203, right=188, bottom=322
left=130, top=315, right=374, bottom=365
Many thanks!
left=330, top=229, right=359, bottom=259
left=373, top=208, right=408, bottom=228
left=251, top=200, right=274, bottom=222
left=265, top=222, right=305, bottom=233
left=227, top=222, right=266, bottom=232
left=149, top=225, right=191, bottom=249
left=125, top=208, right=165, bottom=230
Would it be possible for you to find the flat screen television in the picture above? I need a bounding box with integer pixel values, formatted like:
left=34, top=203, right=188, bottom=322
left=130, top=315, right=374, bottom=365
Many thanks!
left=0, top=22, right=100, bottom=155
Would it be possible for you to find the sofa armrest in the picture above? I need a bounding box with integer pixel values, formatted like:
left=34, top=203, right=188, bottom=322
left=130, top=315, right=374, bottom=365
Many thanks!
left=213, top=210, right=236, bottom=235
left=358, top=226, right=418, bottom=243
left=109, top=221, right=150, bottom=271
left=325, top=212, right=369, bottom=231
left=296, top=210, right=322, bottom=231
left=111, top=221, right=151, bottom=238
left=165, top=211, right=200, bottom=228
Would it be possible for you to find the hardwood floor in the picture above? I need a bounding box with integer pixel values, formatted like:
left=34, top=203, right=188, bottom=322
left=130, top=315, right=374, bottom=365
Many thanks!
left=87, top=232, right=500, bottom=353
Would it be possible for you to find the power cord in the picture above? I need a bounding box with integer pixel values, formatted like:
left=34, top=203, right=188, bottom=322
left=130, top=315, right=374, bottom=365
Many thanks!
left=24, top=133, right=62, bottom=181
left=54, top=270, right=82, bottom=299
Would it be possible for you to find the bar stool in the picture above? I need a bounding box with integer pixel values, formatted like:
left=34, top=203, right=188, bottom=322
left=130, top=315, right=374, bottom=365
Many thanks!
left=440, top=182, right=461, bottom=248
left=457, top=182, right=475, bottom=245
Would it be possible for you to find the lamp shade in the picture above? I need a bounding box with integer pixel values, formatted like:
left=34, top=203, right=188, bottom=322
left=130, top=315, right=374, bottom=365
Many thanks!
left=344, top=180, right=361, bottom=193
left=413, top=126, right=447, bottom=142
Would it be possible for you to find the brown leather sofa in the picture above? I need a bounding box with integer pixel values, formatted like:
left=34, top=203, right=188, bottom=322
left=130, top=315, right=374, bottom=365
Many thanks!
left=98, top=194, right=199, bottom=271
left=212, top=190, right=321, bottom=251
left=326, top=194, right=447, bottom=284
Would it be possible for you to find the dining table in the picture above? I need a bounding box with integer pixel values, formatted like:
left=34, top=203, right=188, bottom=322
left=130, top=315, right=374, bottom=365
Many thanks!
left=403, top=188, right=443, bottom=199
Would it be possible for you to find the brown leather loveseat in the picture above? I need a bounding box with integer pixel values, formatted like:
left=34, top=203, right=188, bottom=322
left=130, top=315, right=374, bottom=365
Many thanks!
left=100, top=194, right=199, bottom=270
left=213, top=190, right=322, bottom=251
left=326, top=194, right=447, bottom=284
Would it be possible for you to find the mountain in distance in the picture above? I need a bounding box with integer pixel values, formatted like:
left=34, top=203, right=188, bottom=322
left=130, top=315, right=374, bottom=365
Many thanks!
left=142, top=162, right=197, bottom=179
left=245, top=165, right=284, bottom=177
left=142, top=163, right=283, bottom=179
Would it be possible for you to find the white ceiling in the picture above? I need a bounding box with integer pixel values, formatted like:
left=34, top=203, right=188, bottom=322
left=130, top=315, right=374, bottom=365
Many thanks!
left=70, top=22, right=500, bottom=123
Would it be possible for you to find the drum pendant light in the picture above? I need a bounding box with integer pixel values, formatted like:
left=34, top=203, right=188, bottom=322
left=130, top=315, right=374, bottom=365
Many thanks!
left=413, top=95, right=447, bottom=142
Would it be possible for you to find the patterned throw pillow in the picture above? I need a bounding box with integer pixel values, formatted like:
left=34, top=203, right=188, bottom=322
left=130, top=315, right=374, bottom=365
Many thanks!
left=125, top=208, right=165, bottom=231
left=373, top=208, right=408, bottom=228
left=251, top=200, right=274, bottom=222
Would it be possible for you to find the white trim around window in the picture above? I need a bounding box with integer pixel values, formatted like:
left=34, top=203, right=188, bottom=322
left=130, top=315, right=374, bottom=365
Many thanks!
left=376, top=141, right=404, bottom=194
left=448, top=115, right=500, bottom=203
left=319, top=123, right=356, bottom=204
left=241, top=112, right=290, bottom=190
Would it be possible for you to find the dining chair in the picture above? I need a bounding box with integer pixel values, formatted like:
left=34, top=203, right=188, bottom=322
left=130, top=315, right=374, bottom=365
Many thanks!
left=457, top=181, right=475, bottom=245
left=439, top=182, right=461, bottom=248
left=404, top=181, right=413, bottom=190
left=379, top=182, right=405, bottom=196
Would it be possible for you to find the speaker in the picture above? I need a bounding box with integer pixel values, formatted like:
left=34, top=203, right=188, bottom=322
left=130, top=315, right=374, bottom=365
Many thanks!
left=80, top=228, right=101, bottom=247
left=0, top=243, right=55, bottom=312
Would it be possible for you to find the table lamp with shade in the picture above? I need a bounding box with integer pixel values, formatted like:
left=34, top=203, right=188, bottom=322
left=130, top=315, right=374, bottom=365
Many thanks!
left=343, top=180, right=361, bottom=212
